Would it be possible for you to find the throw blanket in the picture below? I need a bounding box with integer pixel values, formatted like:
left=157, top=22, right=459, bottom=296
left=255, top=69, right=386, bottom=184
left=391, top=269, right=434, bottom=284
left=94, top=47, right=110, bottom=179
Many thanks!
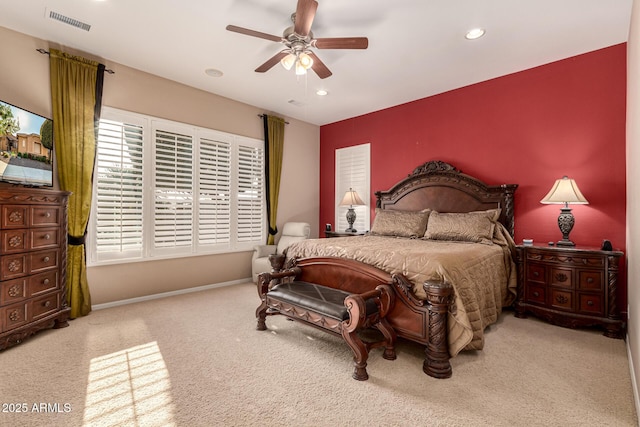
left=285, top=226, right=517, bottom=357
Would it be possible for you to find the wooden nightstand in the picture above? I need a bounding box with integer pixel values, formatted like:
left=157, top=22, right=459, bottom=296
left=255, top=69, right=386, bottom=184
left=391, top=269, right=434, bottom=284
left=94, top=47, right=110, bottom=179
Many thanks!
left=514, top=244, right=624, bottom=338
left=324, top=230, right=366, bottom=238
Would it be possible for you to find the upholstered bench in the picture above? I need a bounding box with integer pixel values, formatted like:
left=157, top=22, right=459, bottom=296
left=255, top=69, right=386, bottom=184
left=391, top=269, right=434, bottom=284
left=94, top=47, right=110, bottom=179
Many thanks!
left=256, top=265, right=397, bottom=381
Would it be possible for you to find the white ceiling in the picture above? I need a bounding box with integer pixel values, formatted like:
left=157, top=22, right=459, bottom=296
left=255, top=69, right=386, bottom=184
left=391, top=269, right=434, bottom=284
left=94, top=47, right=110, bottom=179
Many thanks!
left=0, top=0, right=632, bottom=126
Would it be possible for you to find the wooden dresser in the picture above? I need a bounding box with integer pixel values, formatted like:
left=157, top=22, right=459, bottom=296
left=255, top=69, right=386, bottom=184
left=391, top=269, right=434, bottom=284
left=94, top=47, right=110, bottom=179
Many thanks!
left=0, top=187, right=70, bottom=350
left=514, top=244, right=624, bottom=338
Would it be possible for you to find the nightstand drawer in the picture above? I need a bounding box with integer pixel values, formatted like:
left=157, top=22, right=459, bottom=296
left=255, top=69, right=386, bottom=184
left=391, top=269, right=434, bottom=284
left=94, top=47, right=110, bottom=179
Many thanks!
left=578, top=293, right=604, bottom=316
left=526, top=264, right=545, bottom=284
left=549, top=289, right=573, bottom=311
left=550, top=267, right=573, bottom=288
left=578, top=270, right=604, bottom=291
left=526, top=284, right=545, bottom=304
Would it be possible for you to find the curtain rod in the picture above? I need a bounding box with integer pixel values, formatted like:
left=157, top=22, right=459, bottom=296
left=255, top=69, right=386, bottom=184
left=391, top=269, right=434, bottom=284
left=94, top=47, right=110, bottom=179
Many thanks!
left=258, top=114, right=289, bottom=124
left=37, top=49, right=115, bottom=74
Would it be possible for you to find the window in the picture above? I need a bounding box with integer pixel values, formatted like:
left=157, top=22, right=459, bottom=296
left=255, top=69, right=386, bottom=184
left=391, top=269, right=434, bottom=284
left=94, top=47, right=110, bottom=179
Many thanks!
left=335, top=144, right=370, bottom=232
left=89, top=107, right=265, bottom=265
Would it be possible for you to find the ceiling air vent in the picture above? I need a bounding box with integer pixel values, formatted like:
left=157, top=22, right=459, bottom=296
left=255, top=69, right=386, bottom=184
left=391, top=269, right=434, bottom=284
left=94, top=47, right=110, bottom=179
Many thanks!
left=287, top=99, right=306, bottom=107
left=49, top=10, right=91, bottom=32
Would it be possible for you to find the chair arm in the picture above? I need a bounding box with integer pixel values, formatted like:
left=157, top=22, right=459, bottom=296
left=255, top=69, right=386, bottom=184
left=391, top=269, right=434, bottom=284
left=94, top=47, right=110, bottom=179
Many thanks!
left=253, top=244, right=276, bottom=260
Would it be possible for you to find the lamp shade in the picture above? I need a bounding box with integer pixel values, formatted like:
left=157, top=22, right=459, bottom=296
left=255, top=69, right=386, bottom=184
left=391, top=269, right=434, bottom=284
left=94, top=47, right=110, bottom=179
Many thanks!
left=540, top=176, right=588, bottom=205
left=339, top=188, right=365, bottom=207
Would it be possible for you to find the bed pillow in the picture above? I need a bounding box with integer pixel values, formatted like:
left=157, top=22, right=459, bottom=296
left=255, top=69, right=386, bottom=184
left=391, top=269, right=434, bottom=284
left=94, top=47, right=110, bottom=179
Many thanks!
left=423, top=208, right=501, bottom=244
left=370, top=208, right=430, bottom=238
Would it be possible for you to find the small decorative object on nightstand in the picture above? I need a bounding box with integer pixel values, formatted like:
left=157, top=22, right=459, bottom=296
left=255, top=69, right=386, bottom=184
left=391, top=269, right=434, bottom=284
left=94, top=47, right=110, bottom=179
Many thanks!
left=325, top=230, right=366, bottom=238
left=515, top=244, right=624, bottom=338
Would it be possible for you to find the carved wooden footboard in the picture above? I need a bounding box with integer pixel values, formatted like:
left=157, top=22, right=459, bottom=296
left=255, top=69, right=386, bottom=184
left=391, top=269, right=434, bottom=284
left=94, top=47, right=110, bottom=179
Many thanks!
left=271, top=256, right=455, bottom=379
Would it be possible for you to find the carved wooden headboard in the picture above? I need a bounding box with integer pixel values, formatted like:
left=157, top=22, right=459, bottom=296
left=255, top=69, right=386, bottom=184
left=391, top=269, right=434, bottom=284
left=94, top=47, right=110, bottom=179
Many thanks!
left=374, top=160, right=518, bottom=237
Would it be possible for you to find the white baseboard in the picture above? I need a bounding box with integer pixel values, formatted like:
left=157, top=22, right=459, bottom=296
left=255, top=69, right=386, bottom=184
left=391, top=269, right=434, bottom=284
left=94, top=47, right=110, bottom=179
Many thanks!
left=627, top=335, right=640, bottom=420
left=92, top=278, right=252, bottom=311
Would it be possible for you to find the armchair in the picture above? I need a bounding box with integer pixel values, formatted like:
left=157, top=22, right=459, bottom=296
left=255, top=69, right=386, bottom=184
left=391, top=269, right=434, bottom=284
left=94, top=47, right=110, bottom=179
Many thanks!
left=252, top=222, right=311, bottom=282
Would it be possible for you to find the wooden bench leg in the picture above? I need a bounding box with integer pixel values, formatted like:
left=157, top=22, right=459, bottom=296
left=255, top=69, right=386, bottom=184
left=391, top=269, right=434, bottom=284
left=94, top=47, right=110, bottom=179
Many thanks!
left=342, top=329, right=369, bottom=381
left=376, top=317, right=397, bottom=361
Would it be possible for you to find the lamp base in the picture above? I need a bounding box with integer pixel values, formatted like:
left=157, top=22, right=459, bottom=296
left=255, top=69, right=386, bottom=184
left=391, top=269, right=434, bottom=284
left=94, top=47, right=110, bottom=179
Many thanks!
left=556, top=239, right=575, bottom=247
left=345, top=207, right=357, bottom=233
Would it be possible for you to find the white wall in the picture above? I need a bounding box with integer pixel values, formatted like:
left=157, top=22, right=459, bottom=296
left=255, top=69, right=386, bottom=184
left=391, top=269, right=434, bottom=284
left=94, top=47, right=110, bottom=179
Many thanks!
left=0, top=26, right=320, bottom=304
left=627, top=0, right=640, bottom=412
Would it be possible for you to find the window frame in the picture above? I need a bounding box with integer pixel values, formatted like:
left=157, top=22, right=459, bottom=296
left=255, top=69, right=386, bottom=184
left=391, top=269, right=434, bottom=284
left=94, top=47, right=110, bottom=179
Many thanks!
left=88, top=107, right=266, bottom=266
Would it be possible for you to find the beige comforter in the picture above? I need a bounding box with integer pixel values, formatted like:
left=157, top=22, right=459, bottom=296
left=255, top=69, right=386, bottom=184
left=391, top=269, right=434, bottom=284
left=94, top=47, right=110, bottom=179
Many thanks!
left=285, top=227, right=517, bottom=356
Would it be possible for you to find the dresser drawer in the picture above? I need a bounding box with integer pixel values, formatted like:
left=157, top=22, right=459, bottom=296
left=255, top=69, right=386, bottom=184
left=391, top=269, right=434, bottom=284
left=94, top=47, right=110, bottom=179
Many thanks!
left=31, top=293, right=60, bottom=320
left=30, top=228, right=59, bottom=250
left=550, top=267, right=573, bottom=289
left=29, top=249, right=59, bottom=274
left=526, top=284, right=546, bottom=304
left=1, top=205, right=29, bottom=229
left=30, top=206, right=61, bottom=227
left=0, top=277, right=27, bottom=305
left=578, top=293, right=604, bottom=316
left=2, top=301, right=28, bottom=332
left=549, top=289, right=573, bottom=311
left=0, top=254, right=28, bottom=280
left=578, top=270, right=604, bottom=291
left=29, top=271, right=58, bottom=297
left=1, top=229, right=29, bottom=254
left=527, top=264, right=546, bottom=284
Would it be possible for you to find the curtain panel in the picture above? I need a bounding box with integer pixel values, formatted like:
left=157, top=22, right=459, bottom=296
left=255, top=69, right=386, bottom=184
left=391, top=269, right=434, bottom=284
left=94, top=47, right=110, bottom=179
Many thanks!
left=263, top=115, right=285, bottom=245
left=49, top=49, right=105, bottom=318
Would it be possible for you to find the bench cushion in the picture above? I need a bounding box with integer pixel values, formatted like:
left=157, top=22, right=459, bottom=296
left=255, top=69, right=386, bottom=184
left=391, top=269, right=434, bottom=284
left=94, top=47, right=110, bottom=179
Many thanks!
left=268, top=281, right=379, bottom=321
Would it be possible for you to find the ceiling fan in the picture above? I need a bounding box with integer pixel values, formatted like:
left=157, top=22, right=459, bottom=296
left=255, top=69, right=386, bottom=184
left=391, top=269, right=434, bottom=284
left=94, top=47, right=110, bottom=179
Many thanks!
left=226, top=0, right=368, bottom=79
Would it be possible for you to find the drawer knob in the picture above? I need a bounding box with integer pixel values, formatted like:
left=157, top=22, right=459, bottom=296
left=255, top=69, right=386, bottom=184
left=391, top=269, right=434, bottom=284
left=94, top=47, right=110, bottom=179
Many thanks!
left=533, top=291, right=539, bottom=297
left=43, top=256, right=50, bottom=263
left=43, top=278, right=50, bottom=285
left=587, top=300, right=594, bottom=306
left=44, top=234, right=51, bottom=240
left=45, top=212, right=51, bottom=218
left=43, top=300, right=51, bottom=308
left=533, top=271, right=539, bottom=277
left=587, top=277, right=594, bottom=284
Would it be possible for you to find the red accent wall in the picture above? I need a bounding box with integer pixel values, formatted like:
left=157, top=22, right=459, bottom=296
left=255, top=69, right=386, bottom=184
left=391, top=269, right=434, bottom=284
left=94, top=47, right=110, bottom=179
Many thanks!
left=320, top=44, right=627, bottom=304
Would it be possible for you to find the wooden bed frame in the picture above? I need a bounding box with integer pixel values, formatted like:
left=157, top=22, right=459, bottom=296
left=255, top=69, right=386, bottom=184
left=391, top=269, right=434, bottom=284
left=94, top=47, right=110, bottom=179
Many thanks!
left=278, top=160, right=518, bottom=378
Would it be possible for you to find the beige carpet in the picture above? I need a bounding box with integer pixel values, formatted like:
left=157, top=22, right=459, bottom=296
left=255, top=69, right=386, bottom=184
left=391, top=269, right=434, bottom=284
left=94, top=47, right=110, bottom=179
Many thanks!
left=1, top=282, right=637, bottom=427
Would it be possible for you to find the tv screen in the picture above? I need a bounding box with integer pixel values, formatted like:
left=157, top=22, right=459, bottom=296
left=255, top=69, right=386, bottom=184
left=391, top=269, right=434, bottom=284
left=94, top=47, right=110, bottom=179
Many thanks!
left=0, top=100, right=53, bottom=187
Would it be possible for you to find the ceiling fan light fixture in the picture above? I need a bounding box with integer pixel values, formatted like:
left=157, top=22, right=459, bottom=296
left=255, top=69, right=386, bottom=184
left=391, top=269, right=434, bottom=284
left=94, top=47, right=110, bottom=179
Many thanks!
left=295, top=60, right=307, bottom=75
left=298, top=52, right=314, bottom=69
left=280, top=53, right=296, bottom=70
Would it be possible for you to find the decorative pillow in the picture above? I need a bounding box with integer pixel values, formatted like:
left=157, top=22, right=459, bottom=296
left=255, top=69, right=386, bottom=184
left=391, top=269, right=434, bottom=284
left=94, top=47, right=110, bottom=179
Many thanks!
left=370, top=208, right=430, bottom=238
left=423, top=208, right=501, bottom=244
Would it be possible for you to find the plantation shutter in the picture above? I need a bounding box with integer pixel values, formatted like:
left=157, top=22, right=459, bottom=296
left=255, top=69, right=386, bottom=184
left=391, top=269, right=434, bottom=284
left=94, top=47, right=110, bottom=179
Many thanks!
left=197, top=135, right=231, bottom=247
left=93, top=118, right=144, bottom=261
left=335, top=143, right=370, bottom=232
left=153, top=127, right=194, bottom=252
left=236, top=142, right=265, bottom=245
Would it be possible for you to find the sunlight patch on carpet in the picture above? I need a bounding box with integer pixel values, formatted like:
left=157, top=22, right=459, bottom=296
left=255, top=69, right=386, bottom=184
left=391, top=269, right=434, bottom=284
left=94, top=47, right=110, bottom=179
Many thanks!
left=83, top=341, right=176, bottom=426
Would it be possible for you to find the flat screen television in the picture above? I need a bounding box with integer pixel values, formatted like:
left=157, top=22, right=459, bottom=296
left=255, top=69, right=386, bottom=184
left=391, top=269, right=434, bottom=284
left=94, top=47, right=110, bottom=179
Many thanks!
left=0, top=100, right=53, bottom=187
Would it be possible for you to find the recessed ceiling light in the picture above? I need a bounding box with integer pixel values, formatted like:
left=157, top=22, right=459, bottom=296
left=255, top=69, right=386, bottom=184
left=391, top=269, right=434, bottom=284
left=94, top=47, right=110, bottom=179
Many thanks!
left=316, top=89, right=328, bottom=96
left=205, top=68, right=223, bottom=77
left=465, top=28, right=485, bottom=40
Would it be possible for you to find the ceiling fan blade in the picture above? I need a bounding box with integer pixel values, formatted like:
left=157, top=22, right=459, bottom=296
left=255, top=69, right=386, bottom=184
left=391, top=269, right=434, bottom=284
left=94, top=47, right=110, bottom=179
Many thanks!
left=226, top=25, right=282, bottom=42
left=255, top=51, right=290, bottom=73
left=307, top=52, right=332, bottom=79
left=293, top=0, right=318, bottom=37
left=313, top=37, right=369, bottom=49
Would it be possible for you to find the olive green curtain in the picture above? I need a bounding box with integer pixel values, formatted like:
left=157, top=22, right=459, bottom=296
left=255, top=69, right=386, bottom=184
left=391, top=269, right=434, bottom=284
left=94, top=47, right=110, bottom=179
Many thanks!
left=263, top=115, right=285, bottom=245
left=49, top=49, right=105, bottom=319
